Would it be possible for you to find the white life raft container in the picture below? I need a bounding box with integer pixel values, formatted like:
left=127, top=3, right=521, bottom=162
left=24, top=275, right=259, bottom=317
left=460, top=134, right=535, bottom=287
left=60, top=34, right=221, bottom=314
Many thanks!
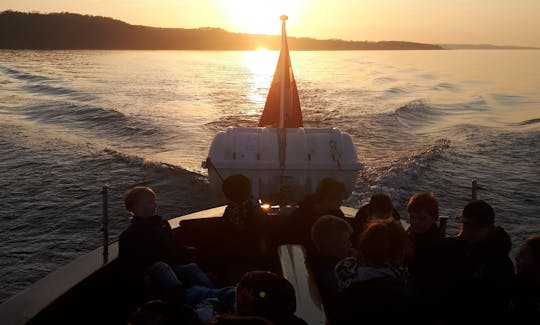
left=202, top=127, right=362, bottom=203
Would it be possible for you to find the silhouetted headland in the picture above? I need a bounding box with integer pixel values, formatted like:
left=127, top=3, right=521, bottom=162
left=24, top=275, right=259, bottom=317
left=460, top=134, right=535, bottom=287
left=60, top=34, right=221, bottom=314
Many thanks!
left=0, top=11, right=442, bottom=50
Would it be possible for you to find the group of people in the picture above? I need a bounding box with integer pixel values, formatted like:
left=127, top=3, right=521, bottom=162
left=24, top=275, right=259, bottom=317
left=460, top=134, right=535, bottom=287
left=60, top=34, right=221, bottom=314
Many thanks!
left=298, top=180, right=540, bottom=324
left=117, top=177, right=540, bottom=324
left=118, top=185, right=307, bottom=325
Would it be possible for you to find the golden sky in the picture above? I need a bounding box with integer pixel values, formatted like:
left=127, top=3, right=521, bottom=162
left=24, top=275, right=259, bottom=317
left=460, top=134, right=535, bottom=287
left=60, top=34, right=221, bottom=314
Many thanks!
left=2, top=0, right=539, bottom=46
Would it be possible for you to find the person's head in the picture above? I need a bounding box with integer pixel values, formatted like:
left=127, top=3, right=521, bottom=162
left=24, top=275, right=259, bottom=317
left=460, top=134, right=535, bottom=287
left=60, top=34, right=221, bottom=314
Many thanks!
left=407, top=192, right=439, bottom=234
left=357, top=218, right=411, bottom=268
left=457, top=200, right=496, bottom=244
left=311, top=215, right=354, bottom=259
left=125, top=186, right=157, bottom=218
left=368, top=193, right=394, bottom=219
left=515, top=235, right=540, bottom=278
left=222, top=174, right=251, bottom=203
left=315, top=178, right=346, bottom=211
left=236, top=271, right=296, bottom=323
left=130, top=300, right=202, bottom=325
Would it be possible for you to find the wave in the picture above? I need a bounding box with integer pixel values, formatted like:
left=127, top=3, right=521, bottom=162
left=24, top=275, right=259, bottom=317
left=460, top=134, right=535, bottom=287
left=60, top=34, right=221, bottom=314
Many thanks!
left=103, top=148, right=206, bottom=180
left=1, top=65, right=96, bottom=101
left=396, top=100, right=436, bottom=115
left=432, top=82, right=460, bottom=92
left=0, top=65, right=51, bottom=82
left=384, top=86, right=409, bottom=95
left=395, top=100, right=443, bottom=128
left=358, top=138, right=451, bottom=206
left=12, top=101, right=157, bottom=138
left=517, top=118, right=540, bottom=126
left=490, top=93, right=536, bottom=106
left=205, top=115, right=260, bottom=131
left=373, top=77, right=397, bottom=84
left=24, top=83, right=78, bottom=96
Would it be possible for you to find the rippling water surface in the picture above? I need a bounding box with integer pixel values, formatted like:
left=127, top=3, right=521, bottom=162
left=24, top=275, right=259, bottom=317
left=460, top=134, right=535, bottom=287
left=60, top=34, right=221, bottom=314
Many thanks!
left=1, top=49, right=539, bottom=301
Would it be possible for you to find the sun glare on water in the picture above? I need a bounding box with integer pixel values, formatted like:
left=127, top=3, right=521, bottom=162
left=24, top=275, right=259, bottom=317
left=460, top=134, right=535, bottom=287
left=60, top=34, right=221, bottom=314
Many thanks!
left=242, top=49, right=278, bottom=113
left=219, top=0, right=306, bottom=35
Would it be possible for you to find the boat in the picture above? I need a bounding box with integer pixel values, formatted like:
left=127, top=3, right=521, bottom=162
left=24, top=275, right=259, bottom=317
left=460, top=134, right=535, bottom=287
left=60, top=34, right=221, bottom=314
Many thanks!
left=0, top=16, right=363, bottom=324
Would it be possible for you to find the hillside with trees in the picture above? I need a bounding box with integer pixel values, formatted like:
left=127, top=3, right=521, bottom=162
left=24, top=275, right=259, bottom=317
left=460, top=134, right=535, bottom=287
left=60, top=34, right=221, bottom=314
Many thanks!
left=0, top=11, right=443, bottom=50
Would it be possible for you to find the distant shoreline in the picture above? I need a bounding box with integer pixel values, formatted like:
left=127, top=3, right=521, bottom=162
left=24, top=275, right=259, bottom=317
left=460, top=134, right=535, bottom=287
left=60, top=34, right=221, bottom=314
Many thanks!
left=2, top=11, right=537, bottom=51
left=0, top=11, right=442, bottom=51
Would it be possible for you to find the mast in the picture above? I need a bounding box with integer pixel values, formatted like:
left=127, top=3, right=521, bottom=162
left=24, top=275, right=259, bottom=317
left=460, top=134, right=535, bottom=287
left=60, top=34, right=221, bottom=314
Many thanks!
left=278, top=15, right=288, bottom=174
left=279, top=15, right=288, bottom=129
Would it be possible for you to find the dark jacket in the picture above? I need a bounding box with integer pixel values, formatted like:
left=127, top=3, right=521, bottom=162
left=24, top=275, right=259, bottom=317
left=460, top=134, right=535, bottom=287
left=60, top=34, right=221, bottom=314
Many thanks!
left=118, top=215, right=190, bottom=278
left=407, top=224, right=445, bottom=290
left=289, top=194, right=346, bottom=247
left=441, top=226, right=515, bottom=323
left=334, top=259, right=417, bottom=324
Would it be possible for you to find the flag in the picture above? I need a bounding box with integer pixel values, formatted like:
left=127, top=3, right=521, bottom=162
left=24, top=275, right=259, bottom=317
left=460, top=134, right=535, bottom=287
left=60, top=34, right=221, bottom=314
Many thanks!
left=258, top=20, right=303, bottom=128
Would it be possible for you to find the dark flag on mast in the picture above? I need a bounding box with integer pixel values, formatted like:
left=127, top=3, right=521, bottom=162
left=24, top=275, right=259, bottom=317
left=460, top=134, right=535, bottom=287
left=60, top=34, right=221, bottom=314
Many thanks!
left=258, top=16, right=303, bottom=128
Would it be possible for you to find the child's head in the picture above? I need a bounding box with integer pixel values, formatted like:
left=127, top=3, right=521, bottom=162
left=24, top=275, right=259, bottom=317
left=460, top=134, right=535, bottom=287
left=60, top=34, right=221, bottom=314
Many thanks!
left=236, top=271, right=296, bottom=323
left=368, top=193, right=394, bottom=219
left=311, top=215, right=354, bottom=259
left=516, top=235, right=540, bottom=278
left=125, top=186, right=157, bottom=218
left=407, top=192, right=439, bottom=234
left=357, top=218, right=411, bottom=268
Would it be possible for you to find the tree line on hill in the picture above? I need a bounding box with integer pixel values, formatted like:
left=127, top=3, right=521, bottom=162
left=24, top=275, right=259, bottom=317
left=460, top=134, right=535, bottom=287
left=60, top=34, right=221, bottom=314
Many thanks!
left=0, top=11, right=443, bottom=50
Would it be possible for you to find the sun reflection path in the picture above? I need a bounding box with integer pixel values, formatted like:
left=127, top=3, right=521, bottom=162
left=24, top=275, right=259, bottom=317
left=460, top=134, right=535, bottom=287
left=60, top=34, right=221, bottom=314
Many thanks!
left=242, top=49, right=279, bottom=115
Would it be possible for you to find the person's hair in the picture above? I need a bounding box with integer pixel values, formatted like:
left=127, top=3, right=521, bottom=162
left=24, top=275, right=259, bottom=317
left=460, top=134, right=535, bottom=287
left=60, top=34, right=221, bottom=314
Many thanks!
left=526, top=235, right=540, bottom=265
left=407, top=192, right=439, bottom=219
left=236, top=271, right=296, bottom=323
left=311, top=215, right=353, bottom=253
left=315, top=178, right=346, bottom=201
left=357, top=218, right=411, bottom=267
left=460, top=200, right=495, bottom=227
left=124, top=186, right=156, bottom=214
left=222, top=174, right=251, bottom=203
left=368, top=193, right=394, bottom=218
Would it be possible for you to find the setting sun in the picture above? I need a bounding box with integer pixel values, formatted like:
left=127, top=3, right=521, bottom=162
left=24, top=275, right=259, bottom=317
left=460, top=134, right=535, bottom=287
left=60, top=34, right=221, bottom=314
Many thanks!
left=218, top=0, right=306, bottom=35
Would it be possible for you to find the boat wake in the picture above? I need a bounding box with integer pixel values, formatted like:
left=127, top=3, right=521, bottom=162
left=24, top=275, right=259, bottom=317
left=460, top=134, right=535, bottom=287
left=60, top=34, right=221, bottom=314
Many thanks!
left=349, top=138, right=451, bottom=209
left=0, top=65, right=52, bottom=82
left=517, top=117, right=540, bottom=126
left=9, top=101, right=158, bottom=138
left=103, top=148, right=205, bottom=180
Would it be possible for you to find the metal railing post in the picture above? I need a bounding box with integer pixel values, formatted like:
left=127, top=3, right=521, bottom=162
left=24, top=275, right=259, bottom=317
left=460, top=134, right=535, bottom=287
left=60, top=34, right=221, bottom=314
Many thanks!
left=101, top=185, right=109, bottom=264
left=472, top=179, right=479, bottom=201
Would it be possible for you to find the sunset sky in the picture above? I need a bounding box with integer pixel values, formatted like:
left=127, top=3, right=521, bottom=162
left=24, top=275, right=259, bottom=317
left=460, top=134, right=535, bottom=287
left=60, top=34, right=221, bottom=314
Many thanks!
left=2, top=0, right=539, bottom=47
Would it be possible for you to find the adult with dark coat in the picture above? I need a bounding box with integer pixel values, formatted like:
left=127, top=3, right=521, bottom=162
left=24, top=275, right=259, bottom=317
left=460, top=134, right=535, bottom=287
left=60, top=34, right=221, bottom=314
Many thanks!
left=440, top=200, right=515, bottom=324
